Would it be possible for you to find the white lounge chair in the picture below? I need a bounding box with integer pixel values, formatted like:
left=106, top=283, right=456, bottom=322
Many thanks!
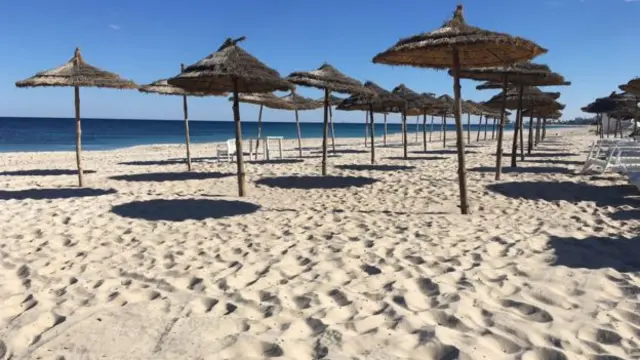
left=216, top=139, right=236, bottom=162
left=582, top=143, right=640, bottom=174
left=584, top=138, right=635, bottom=164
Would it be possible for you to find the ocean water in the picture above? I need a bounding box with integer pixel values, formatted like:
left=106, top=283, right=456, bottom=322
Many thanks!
left=0, top=116, right=525, bottom=152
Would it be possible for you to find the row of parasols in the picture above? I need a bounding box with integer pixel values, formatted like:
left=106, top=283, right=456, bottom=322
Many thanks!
left=582, top=79, right=640, bottom=137
left=15, top=5, right=568, bottom=215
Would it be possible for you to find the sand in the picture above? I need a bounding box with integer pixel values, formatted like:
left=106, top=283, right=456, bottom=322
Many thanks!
left=0, top=126, right=638, bottom=360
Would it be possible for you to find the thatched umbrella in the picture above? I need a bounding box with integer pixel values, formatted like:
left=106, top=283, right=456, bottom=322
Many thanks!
left=168, top=36, right=293, bottom=197
left=463, top=100, right=480, bottom=143
left=523, top=105, right=563, bottom=146
left=436, top=94, right=456, bottom=148
left=281, top=92, right=323, bottom=156
left=139, top=64, right=225, bottom=171
left=236, top=92, right=288, bottom=156
left=372, top=5, right=546, bottom=214
left=618, top=82, right=640, bottom=134
left=16, top=48, right=138, bottom=187
left=287, top=64, right=369, bottom=175
left=338, top=81, right=405, bottom=163
left=460, top=62, right=568, bottom=180
left=486, top=86, right=560, bottom=159
left=392, top=84, right=436, bottom=153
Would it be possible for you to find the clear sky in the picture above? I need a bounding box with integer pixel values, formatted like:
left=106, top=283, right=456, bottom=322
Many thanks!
left=1, top=0, right=639, bottom=124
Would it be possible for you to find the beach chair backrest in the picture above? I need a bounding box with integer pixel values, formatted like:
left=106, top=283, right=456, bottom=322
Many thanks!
left=227, top=139, right=236, bottom=154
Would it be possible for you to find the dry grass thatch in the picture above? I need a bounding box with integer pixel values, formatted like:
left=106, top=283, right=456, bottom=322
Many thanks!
left=619, top=79, right=640, bottom=97
left=523, top=104, right=564, bottom=117
left=236, top=92, right=295, bottom=110
left=337, top=81, right=406, bottom=112
left=453, top=62, right=568, bottom=86
left=391, top=84, right=436, bottom=113
left=16, top=48, right=138, bottom=89
left=280, top=92, right=324, bottom=111
left=372, top=5, right=547, bottom=69
left=139, top=78, right=223, bottom=97
left=584, top=91, right=638, bottom=115
left=319, top=94, right=346, bottom=106
left=476, top=80, right=571, bottom=90
left=168, top=37, right=292, bottom=94
left=286, top=63, right=370, bottom=95
left=485, top=87, right=560, bottom=110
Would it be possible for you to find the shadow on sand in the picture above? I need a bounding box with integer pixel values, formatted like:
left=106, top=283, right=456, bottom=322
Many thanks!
left=548, top=235, right=640, bottom=272
left=486, top=181, right=639, bottom=207
left=384, top=156, right=447, bottom=161
left=470, top=166, right=573, bottom=175
left=248, top=159, right=304, bottom=165
left=314, top=149, right=369, bottom=154
left=256, top=176, right=378, bottom=189
left=0, top=169, right=97, bottom=176
left=525, top=159, right=583, bottom=166
left=335, top=164, right=415, bottom=172
left=119, top=160, right=184, bottom=166
left=502, top=152, right=578, bottom=158
left=110, top=172, right=233, bottom=182
left=413, top=149, right=478, bottom=155
left=0, top=188, right=116, bottom=200
left=112, top=199, right=260, bottom=221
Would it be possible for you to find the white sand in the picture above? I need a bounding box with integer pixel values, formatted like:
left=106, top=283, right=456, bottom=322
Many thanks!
left=0, top=126, right=638, bottom=360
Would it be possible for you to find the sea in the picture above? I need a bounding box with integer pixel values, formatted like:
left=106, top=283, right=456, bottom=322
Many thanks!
left=0, top=116, right=531, bottom=152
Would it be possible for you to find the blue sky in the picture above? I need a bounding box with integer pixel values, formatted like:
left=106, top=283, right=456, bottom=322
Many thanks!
left=1, top=0, right=639, bottom=124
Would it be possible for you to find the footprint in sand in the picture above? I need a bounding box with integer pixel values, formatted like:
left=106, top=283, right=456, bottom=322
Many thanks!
left=500, top=299, right=554, bottom=323
left=521, top=347, right=568, bottom=360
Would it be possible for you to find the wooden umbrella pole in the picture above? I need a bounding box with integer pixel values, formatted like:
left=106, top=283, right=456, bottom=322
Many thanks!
left=364, top=110, right=369, bottom=147
left=511, top=84, right=524, bottom=167
left=429, top=115, right=434, bottom=142
left=402, top=110, right=408, bottom=159
left=321, top=89, right=330, bottom=175
left=442, top=115, right=446, bottom=148
left=74, top=86, right=84, bottom=187
left=452, top=49, right=470, bottom=215
left=492, top=118, right=497, bottom=140
left=422, top=112, right=427, bottom=152
left=519, top=107, right=525, bottom=160
left=476, top=114, right=483, bottom=142
left=369, top=104, right=376, bottom=164
left=466, top=112, right=471, bottom=144
left=232, top=77, right=246, bottom=197
left=495, top=75, right=509, bottom=180
left=255, top=104, right=263, bottom=160
left=383, top=113, right=388, bottom=146
left=295, top=109, right=303, bottom=158
left=483, top=114, right=489, bottom=140
left=415, top=115, right=419, bottom=143
left=534, top=117, right=542, bottom=146
left=182, top=94, right=192, bottom=171
left=543, top=118, right=548, bottom=141
left=527, top=113, right=534, bottom=155
left=329, top=105, right=336, bottom=153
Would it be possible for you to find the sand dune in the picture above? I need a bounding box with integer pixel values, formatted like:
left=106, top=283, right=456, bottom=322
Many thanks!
left=0, top=127, right=638, bottom=359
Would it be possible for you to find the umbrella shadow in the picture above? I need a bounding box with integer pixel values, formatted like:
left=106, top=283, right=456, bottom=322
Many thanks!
left=502, top=152, right=578, bottom=158
left=112, top=199, right=260, bottom=221
left=384, top=156, right=447, bottom=161
left=314, top=149, right=369, bottom=154
left=119, top=160, right=184, bottom=166
left=525, top=159, right=583, bottom=166
left=610, top=209, right=640, bottom=221
left=470, top=166, right=573, bottom=175
left=248, top=159, right=304, bottom=165
left=0, top=169, right=97, bottom=176
left=413, top=150, right=478, bottom=155
left=109, top=172, right=233, bottom=182
left=256, top=176, right=378, bottom=189
left=548, top=235, right=640, bottom=272
left=0, top=188, right=116, bottom=200
left=335, top=164, right=415, bottom=172
left=486, top=181, right=640, bottom=207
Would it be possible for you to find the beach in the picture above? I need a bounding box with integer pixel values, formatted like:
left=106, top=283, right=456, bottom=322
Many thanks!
left=0, top=126, right=638, bottom=359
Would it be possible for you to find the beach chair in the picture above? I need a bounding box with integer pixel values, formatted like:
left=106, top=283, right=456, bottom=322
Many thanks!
left=628, top=172, right=640, bottom=192
left=581, top=143, right=640, bottom=174
left=584, top=138, right=634, bottom=163
left=216, top=139, right=236, bottom=162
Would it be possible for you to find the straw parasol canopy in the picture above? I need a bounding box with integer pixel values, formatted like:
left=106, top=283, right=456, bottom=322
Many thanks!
left=168, top=37, right=292, bottom=94
left=139, top=66, right=227, bottom=172
left=168, top=36, right=293, bottom=197
left=453, top=62, right=568, bottom=86
left=286, top=63, right=370, bottom=175
left=619, top=78, right=640, bottom=97
left=338, top=81, right=405, bottom=164
left=237, top=92, right=295, bottom=110
left=477, top=80, right=571, bottom=90
left=485, top=87, right=560, bottom=109
left=15, top=47, right=138, bottom=187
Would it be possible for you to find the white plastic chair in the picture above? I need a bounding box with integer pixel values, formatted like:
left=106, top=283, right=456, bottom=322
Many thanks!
left=582, top=143, right=640, bottom=174
left=216, top=139, right=236, bottom=162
